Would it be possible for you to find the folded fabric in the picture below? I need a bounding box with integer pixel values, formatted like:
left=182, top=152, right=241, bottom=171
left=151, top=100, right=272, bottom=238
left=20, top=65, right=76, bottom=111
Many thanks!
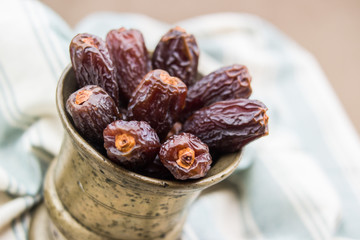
left=1, top=0, right=360, bottom=239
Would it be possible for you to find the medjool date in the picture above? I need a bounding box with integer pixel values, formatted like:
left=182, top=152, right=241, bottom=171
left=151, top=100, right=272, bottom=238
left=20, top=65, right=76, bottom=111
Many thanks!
left=182, top=99, right=269, bottom=153
left=70, top=33, right=120, bottom=106
left=103, top=120, right=160, bottom=170
left=152, top=26, right=199, bottom=86
left=159, top=133, right=212, bottom=180
left=66, top=85, right=120, bottom=145
left=106, top=28, right=150, bottom=103
left=182, top=64, right=252, bottom=120
left=127, top=69, right=187, bottom=140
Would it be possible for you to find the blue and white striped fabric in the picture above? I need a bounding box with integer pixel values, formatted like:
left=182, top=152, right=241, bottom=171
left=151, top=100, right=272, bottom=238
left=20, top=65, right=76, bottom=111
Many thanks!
left=0, top=0, right=71, bottom=238
left=1, top=0, right=360, bottom=239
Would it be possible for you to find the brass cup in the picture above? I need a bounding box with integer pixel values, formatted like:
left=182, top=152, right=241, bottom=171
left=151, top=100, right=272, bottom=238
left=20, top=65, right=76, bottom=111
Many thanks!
left=43, top=65, right=242, bottom=240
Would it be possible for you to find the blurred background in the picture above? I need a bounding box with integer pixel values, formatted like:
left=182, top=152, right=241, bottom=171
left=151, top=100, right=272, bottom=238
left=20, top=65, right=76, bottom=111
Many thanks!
left=42, top=0, right=360, bottom=135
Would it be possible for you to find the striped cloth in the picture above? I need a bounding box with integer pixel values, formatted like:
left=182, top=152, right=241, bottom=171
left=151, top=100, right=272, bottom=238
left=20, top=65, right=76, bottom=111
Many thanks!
left=1, top=0, right=360, bottom=239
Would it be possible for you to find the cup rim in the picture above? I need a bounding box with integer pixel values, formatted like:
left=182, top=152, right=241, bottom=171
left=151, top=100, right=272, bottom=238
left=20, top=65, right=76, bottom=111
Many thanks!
left=56, top=64, right=242, bottom=191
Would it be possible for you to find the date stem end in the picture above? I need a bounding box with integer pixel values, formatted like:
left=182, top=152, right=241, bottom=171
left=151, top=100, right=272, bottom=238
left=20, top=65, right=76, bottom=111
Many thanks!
left=75, top=90, right=92, bottom=105
left=176, top=147, right=195, bottom=169
left=115, top=133, right=135, bottom=153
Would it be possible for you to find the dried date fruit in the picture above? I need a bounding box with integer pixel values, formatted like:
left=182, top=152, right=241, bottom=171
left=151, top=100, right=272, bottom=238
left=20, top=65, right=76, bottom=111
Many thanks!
left=182, top=99, right=269, bottom=153
left=127, top=69, right=187, bottom=140
left=66, top=85, right=121, bottom=145
left=106, top=28, right=150, bottom=103
left=152, top=26, right=199, bottom=86
left=182, top=64, right=252, bottom=121
left=70, top=33, right=120, bottom=106
left=159, top=133, right=212, bottom=180
left=103, top=120, right=160, bottom=170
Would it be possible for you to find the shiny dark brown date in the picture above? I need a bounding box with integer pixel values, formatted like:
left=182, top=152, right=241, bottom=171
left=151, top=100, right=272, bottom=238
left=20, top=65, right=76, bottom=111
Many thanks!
left=159, top=133, right=212, bottom=180
left=183, top=99, right=269, bottom=153
left=106, top=28, right=150, bottom=103
left=69, top=33, right=120, bottom=106
left=182, top=64, right=252, bottom=120
left=127, top=69, right=187, bottom=140
left=152, top=26, right=199, bottom=86
left=66, top=85, right=120, bottom=145
left=103, top=120, right=160, bottom=170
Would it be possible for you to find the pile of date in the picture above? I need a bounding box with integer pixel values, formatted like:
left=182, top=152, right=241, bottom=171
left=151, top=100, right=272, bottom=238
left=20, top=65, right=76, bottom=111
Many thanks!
left=66, top=26, right=269, bottom=180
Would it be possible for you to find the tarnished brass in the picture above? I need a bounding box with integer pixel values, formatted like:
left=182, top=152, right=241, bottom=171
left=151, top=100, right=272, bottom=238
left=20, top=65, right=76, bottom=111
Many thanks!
left=37, top=65, right=242, bottom=240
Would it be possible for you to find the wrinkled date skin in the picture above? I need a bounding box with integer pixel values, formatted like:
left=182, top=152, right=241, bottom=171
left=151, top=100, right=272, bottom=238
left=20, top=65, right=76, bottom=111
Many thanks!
left=182, top=64, right=252, bottom=121
left=127, top=69, right=187, bottom=141
left=70, top=33, right=120, bottom=106
left=159, top=133, right=212, bottom=180
left=66, top=85, right=120, bottom=145
left=152, top=26, right=199, bottom=86
left=183, top=99, right=269, bottom=153
left=106, top=28, right=150, bottom=103
left=103, top=120, right=160, bottom=170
